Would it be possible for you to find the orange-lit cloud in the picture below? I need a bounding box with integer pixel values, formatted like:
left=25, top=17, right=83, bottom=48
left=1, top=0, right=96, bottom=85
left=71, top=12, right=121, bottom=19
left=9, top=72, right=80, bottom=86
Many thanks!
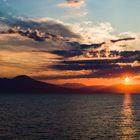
left=0, top=16, right=140, bottom=86
left=58, top=0, right=86, bottom=8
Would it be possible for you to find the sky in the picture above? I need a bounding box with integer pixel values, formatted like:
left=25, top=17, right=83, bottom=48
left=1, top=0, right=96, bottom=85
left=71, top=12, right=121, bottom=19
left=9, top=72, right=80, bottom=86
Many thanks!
left=0, top=0, right=140, bottom=85
left=1, top=0, right=140, bottom=32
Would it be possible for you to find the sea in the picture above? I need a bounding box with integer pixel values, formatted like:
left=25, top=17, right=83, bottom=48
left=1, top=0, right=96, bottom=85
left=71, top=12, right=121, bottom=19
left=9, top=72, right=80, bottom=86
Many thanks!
left=0, top=93, right=139, bottom=140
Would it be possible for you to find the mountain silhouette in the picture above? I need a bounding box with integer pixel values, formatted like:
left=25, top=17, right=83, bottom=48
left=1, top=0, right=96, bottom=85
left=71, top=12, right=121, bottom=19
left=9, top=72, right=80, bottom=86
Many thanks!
left=62, top=83, right=140, bottom=94
left=0, top=75, right=140, bottom=94
left=0, top=75, right=77, bottom=94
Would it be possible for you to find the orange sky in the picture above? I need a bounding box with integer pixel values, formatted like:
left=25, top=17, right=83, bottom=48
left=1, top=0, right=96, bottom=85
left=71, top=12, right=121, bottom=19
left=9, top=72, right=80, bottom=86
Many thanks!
left=45, top=77, right=140, bottom=86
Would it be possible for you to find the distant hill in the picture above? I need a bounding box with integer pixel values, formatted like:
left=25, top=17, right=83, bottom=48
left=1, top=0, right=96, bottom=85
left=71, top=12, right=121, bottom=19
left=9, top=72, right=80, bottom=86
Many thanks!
left=61, top=83, right=86, bottom=89
left=0, top=75, right=140, bottom=94
left=62, top=83, right=140, bottom=94
left=0, top=75, right=77, bottom=94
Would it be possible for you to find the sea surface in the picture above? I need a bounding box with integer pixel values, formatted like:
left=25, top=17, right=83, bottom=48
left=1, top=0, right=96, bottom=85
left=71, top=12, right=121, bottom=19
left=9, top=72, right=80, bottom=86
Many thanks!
left=0, top=93, right=139, bottom=140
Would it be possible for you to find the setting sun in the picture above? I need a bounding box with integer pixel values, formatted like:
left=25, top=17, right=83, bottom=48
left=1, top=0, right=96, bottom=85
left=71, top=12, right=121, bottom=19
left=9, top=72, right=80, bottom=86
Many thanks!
left=124, top=77, right=130, bottom=83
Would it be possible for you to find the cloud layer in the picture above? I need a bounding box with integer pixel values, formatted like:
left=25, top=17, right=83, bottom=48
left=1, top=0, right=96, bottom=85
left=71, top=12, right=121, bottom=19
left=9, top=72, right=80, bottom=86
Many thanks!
left=0, top=14, right=140, bottom=82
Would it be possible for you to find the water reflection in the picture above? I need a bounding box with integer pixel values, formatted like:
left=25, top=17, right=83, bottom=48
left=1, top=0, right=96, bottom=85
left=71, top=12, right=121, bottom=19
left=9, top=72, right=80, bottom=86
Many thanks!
left=120, top=94, right=137, bottom=140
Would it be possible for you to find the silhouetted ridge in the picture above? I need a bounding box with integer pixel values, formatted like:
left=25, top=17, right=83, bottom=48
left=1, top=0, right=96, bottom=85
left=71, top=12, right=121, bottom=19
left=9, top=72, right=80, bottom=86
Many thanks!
left=13, top=75, right=34, bottom=81
left=0, top=75, right=140, bottom=94
left=0, top=75, right=78, bottom=94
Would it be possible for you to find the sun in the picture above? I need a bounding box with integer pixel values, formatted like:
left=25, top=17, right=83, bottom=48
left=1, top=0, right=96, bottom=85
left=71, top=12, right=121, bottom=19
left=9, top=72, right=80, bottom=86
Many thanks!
left=124, top=77, right=130, bottom=83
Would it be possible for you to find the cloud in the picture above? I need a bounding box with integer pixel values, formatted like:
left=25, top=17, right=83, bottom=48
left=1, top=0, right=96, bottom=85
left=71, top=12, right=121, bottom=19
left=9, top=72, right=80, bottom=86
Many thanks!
left=0, top=21, right=9, bottom=31
left=1, top=14, right=140, bottom=81
left=71, top=22, right=117, bottom=44
left=31, top=64, right=140, bottom=80
left=2, top=17, right=81, bottom=39
left=1, top=31, right=140, bottom=80
left=58, top=0, right=86, bottom=8
left=1, top=15, right=139, bottom=45
left=45, top=54, right=140, bottom=79
left=57, top=0, right=88, bottom=18
left=0, top=16, right=140, bottom=55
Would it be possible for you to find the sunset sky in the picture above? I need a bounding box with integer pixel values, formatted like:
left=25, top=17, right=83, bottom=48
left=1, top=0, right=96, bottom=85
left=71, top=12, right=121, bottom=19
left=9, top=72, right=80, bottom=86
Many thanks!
left=0, top=0, right=140, bottom=85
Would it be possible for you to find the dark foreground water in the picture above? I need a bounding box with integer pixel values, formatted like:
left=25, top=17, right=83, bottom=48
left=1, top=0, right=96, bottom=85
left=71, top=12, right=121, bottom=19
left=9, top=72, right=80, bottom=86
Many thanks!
left=0, top=94, right=139, bottom=140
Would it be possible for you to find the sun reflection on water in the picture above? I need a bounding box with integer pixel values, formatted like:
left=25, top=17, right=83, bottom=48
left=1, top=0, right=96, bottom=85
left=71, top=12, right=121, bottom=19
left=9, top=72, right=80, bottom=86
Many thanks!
left=120, top=94, right=137, bottom=140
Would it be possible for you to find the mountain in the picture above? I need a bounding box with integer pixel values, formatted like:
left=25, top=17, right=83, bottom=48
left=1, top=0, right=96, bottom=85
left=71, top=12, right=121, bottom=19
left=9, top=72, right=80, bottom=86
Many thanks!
left=0, top=75, right=77, bottom=94
left=62, top=83, right=140, bottom=94
left=0, top=75, right=140, bottom=94
left=80, top=84, right=140, bottom=94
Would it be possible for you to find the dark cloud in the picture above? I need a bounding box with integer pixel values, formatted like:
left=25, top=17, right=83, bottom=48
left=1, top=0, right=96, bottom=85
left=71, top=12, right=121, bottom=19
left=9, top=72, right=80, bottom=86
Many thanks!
left=42, top=51, right=140, bottom=79
left=33, top=65, right=140, bottom=80
left=52, top=63, right=119, bottom=71
left=50, top=58, right=130, bottom=71
left=1, top=16, right=80, bottom=39
left=87, top=66, right=140, bottom=78
left=49, top=50, right=82, bottom=58
left=111, top=37, right=135, bottom=43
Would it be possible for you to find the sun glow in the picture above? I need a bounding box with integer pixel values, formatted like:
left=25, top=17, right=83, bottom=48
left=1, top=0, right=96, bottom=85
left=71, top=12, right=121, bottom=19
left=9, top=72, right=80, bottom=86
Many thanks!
left=124, top=77, right=130, bottom=83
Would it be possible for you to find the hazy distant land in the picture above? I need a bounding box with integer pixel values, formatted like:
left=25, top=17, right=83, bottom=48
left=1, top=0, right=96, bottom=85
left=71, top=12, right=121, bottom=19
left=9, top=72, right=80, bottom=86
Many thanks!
left=0, top=75, right=140, bottom=94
